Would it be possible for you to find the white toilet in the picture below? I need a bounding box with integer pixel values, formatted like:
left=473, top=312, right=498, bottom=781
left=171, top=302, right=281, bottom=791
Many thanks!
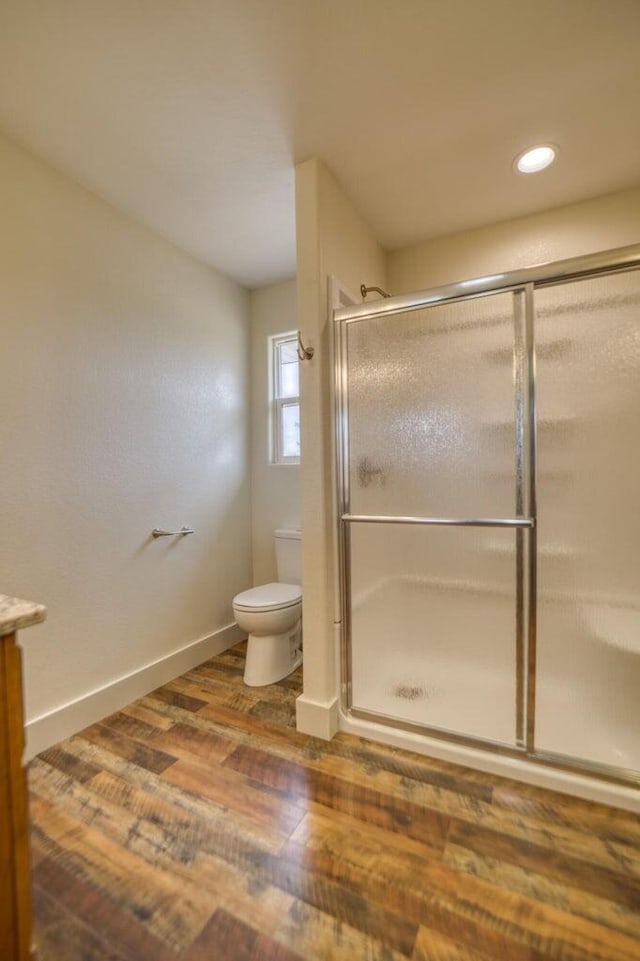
left=232, top=529, right=302, bottom=686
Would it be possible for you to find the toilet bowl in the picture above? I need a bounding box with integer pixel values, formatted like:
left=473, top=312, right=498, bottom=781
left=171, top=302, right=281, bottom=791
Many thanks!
left=233, top=583, right=302, bottom=686
left=232, top=529, right=302, bottom=686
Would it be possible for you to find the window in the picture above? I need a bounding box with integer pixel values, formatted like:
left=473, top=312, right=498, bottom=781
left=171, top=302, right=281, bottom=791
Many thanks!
left=271, top=332, right=300, bottom=463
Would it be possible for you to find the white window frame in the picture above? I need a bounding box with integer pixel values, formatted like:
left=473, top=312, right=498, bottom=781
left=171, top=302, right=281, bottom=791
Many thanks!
left=270, top=331, right=300, bottom=465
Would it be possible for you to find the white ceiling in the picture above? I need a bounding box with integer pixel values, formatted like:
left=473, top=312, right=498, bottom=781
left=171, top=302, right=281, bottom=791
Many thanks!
left=1, top=0, right=639, bottom=289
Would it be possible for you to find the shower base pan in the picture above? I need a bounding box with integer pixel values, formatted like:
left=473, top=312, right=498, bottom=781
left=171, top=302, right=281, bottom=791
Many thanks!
left=342, top=586, right=640, bottom=813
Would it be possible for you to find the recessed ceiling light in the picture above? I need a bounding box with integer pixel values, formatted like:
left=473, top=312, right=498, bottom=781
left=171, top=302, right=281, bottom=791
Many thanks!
left=514, top=144, right=557, bottom=174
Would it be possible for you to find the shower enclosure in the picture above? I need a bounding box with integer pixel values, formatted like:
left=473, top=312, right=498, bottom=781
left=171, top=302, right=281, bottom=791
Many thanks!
left=334, top=244, right=640, bottom=790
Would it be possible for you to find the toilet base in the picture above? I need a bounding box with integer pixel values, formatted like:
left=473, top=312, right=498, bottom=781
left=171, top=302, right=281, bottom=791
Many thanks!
left=244, top=621, right=302, bottom=687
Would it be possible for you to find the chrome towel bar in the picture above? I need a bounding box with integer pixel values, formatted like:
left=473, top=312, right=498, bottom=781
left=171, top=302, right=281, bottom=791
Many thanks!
left=151, top=527, right=195, bottom=538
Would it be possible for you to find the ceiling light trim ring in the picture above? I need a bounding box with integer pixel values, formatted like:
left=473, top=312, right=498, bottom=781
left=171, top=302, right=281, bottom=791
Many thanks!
left=514, top=144, right=558, bottom=174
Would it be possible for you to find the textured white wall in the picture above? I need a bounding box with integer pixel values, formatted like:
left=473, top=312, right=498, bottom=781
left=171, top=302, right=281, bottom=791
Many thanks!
left=249, top=279, right=300, bottom=585
left=387, top=186, right=640, bottom=292
left=0, top=132, right=252, bottom=738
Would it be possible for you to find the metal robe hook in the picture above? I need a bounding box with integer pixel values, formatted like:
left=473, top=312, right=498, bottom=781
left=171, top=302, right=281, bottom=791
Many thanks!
left=297, top=330, right=315, bottom=361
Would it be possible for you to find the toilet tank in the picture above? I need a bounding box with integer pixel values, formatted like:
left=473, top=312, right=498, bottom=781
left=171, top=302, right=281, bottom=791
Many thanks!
left=274, top=529, right=302, bottom=585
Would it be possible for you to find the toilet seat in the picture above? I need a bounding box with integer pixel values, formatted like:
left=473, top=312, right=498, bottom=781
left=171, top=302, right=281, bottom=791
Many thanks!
left=233, top=582, right=301, bottom=613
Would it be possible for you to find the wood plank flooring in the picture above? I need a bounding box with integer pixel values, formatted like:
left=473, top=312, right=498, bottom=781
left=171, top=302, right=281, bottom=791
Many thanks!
left=29, top=641, right=640, bottom=960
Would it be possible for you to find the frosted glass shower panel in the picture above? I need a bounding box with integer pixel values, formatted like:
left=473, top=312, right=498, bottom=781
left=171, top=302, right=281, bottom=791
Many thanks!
left=535, top=270, right=640, bottom=771
left=349, top=523, right=518, bottom=745
left=346, top=293, right=518, bottom=518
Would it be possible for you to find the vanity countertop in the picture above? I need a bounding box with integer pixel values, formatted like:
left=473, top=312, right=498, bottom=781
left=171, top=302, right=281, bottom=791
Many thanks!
left=0, top=594, right=47, bottom=637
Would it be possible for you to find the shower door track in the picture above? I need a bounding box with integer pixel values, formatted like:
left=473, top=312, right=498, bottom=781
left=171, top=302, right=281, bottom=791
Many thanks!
left=345, top=707, right=640, bottom=789
left=334, top=242, right=640, bottom=791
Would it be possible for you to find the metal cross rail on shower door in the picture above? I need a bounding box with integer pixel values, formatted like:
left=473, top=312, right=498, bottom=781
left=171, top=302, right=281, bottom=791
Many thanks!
left=342, top=515, right=534, bottom=527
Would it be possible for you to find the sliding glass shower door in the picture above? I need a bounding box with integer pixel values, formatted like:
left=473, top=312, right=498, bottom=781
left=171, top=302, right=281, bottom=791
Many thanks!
left=336, top=245, right=640, bottom=785
left=339, top=291, right=532, bottom=747
left=535, top=270, right=640, bottom=774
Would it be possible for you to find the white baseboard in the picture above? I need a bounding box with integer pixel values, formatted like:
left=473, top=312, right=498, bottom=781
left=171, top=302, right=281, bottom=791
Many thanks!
left=25, top=622, right=245, bottom=760
left=296, top=693, right=339, bottom=740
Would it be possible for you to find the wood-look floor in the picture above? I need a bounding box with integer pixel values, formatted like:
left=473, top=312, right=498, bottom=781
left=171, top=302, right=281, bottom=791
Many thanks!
left=29, top=642, right=640, bottom=961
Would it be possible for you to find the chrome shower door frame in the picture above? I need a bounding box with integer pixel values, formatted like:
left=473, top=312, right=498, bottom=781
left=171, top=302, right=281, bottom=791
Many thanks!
left=334, top=243, right=640, bottom=789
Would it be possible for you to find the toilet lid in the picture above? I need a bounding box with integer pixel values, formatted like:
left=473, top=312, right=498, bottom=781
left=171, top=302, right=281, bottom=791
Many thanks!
left=233, top=582, right=302, bottom=613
